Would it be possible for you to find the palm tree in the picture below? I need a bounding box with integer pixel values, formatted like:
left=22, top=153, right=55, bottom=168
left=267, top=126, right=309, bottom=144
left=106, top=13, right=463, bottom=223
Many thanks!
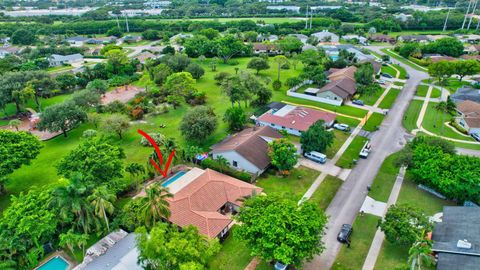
left=215, top=155, right=230, bottom=173
left=140, top=183, right=173, bottom=228
left=52, top=175, right=97, bottom=234
left=408, top=238, right=435, bottom=270
left=88, top=186, right=116, bottom=232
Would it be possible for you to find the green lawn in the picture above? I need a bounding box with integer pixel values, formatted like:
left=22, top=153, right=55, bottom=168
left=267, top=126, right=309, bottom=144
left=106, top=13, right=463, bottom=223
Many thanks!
left=368, top=152, right=401, bottom=202
left=256, top=166, right=320, bottom=201
left=0, top=93, right=72, bottom=119
left=363, top=113, right=385, bottom=132
left=381, top=66, right=397, bottom=78
left=160, top=17, right=306, bottom=24
left=358, top=87, right=385, bottom=106
left=403, top=100, right=423, bottom=132
left=439, top=78, right=472, bottom=94
left=415, top=85, right=441, bottom=98
left=326, top=130, right=350, bottom=159
left=295, top=84, right=316, bottom=94
left=422, top=102, right=475, bottom=141
left=380, top=49, right=427, bottom=72
left=208, top=227, right=255, bottom=270
left=393, top=81, right=404, bottom=87
left=309, top=175, right=343, bottom=210
left=336, top=115, right=361, bottom=129
left=374, top=176, right=456, bottom=270
left=332, top=214, right=381, bottom=270
left=391, top=64, right=407, bottom=79
left=336, top=136, right=368, bottom=169
left=378, top=89, right=400, bottom=110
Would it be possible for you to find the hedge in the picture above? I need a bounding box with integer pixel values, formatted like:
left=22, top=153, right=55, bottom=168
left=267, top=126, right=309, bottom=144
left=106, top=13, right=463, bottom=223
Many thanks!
left=201, top=158, right=253, bottom=183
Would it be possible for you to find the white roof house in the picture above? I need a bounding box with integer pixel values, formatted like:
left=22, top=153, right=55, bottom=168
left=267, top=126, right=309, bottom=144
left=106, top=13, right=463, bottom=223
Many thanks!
left=48, top=53, right=84, bottom=67
left=288, top=34, right=308, bottom=44
left=342, top=34, right=368, bottom=45
left=311, top=30, right=339, bottom=43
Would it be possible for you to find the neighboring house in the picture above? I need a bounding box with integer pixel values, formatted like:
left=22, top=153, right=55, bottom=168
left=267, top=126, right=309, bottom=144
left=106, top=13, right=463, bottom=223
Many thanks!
left=369, top=34, right=396, bottom=44
left=48, top=53, right=84, bottom=67
left=397, top=35, right=429, bottom=43
left=65, top=36, right=89, bottom=46
left=288, top=33, right=308, bottom=44
left=165, top=168, right=262, bottom=238
left=266, top=6, right=301, bottom=13
left=455, top=100, right=480, bottom=135
left=86, top=36, right=117, bottom=45
left=337, top=44, right=375, bottom=62
left=86, top=47, right=102, bottom=56
left=0, top=37, right=10, bottom=44
left=367, top=59, right=382, bottom=74
left=426, top=34, right=450, bottom=42
left=451, top=86, right=480, bottom=103
left=123, top=35, right=143, bottom=43
left=432, top=206, right=480, bottom=270
left=342, top=34, right=368, bottom=45
left=394, top=13, right=412, bottom=22
left=256, top=104, right=336, bottom=136
left=170, top=33, right=193, bottom=44
left=464, top=44, right=480, bottom=54
left=0, top=46, right=21, bottom=59
left=135, top=51, right=157, bottom=64
left=302, top=44, right=317, bottom=51
left=305, top=66, right=358, bottom=103
left=144, top=0, right=171, bottom=8
left=256, top=34, right=278, bottom=42
left=455, top=34, right=480, bottom=43
left=252, top=43, right=282, bottom=55
left=311, top=30, right=339, bottom=43
left=428, top=55, right=457, bottom=63
left=211, top=126, right=283, bottom=175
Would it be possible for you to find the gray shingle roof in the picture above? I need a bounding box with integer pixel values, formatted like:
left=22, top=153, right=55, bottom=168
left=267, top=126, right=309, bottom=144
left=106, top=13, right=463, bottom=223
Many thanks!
left=85, top=233, right=142, bottom=270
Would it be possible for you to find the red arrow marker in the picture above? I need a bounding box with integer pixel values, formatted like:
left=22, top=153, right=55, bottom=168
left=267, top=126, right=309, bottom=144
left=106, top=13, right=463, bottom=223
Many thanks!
left=138, top=129, right=175, bottom=178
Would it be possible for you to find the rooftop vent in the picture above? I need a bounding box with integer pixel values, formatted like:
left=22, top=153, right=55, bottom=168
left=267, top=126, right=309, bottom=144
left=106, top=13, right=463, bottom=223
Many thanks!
left=457, top=239, right=472, bottom=249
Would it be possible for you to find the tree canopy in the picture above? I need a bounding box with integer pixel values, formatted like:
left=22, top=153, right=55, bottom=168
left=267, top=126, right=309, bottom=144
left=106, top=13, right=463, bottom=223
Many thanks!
left=37, top=101, right=87, bottom=137
left=235, top=195, right=328, bottom=267
left=180, top=106, right=218, bottom=142
left=300, top=120, right=334, bottom=154
left=268, top=138, right=298, bottom=174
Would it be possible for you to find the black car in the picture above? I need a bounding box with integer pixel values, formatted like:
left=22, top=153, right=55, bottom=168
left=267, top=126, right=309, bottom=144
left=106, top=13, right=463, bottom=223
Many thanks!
left=337, top=224, right=353, bottom=244
left=352, top=99, right=364, bottom=106
left=381, top=73, right=393, bottom=79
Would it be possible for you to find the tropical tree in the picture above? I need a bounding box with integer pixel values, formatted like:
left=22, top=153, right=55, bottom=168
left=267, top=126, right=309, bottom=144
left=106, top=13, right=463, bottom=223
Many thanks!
left=277, top=36, right=303, bottom=53
left=428, top=61, right=454, bottom=85
left=454, top=60, right=480, bottom=82
left=223, top=106, right=247, bottom=131
left=86, top=79, right=109, bottom=96
left=268, top=138, right=298, bottom=175
left=59, top=230, right=89, bottom=254
left=102, top=113, right=131, bottom=139
left=408, top=236, right=435, bottom=270
left=140, top=183, right=173, bottom=228
left=300, top=120, right=335, bottom=154
left=88, top=186, right=116, bottom=232
left=215, top=155, right=230, bottom=173
left=247, top=57, right=270, bottom=75
left=180, top=106, right=218, bottom=142
left=214, top=35, right=249, bottom=63
left=37, top=101, right=87, bottom=137
left=354, top=62, right=375, bottom=86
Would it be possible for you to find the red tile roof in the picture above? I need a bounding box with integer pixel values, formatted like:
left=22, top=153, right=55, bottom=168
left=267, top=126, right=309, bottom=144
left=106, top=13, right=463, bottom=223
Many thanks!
left=257, top=106, right=336, bottom=132
left=167, top=168, right=262, bottom=238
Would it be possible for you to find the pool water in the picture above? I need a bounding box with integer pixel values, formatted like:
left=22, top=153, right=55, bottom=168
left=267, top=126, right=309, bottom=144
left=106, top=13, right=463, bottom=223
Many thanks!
left=37, top=256, right=69, bottom=270
left=162, top=171, right=186, bottom=187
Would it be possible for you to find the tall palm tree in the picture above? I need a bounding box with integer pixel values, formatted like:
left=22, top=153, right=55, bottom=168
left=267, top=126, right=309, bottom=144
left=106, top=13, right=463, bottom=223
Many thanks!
left=88, top=186, right=116, bottom=232
left=52, top=175, right=97, bottom=234
left=140, top=183, right=173, bottom=228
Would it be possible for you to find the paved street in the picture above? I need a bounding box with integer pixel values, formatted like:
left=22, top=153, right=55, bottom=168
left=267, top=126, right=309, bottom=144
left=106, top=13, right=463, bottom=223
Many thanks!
left=303, top=46, right=429, bottom=270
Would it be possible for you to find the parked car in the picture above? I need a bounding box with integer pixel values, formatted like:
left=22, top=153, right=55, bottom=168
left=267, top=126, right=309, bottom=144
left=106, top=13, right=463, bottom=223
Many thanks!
left=352, top=99, right=364, bottom=106
left=304, top=151, right=327, bottom=164
left=274, top=262, right=288, bottom=270
left=337, top=224, right=353, bottom=244
left=359, top=141, right=371, bottom=159
left=334, top=123, right=350, bottom=131
left=381, top=73, right=393, bottom=79
left=376, top=79, right=386, bottom=85
left=472, top=133, right=480, bottom=142
left=405, top=73, right=410, bottom=79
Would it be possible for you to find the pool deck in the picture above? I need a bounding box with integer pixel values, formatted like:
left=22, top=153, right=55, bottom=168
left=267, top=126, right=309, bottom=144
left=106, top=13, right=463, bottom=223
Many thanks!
left=35, top=250, right=76, bottom=270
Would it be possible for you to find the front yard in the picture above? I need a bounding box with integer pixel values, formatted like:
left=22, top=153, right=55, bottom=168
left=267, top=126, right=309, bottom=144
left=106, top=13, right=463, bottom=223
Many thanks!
left=415, top=85, right=441, bottom=98
left=326, top=130, right=351, bottom=159
left=378, top=89, right=400, bottom=109
left=309, top=175, right=343, bottom=210
left=363, top=113, right=385, bottom=132
left=403, top=100, right=423, bottom=132
left=422, top=102, right=475, bottom=141
left=336, top=136, right=369, bottom=169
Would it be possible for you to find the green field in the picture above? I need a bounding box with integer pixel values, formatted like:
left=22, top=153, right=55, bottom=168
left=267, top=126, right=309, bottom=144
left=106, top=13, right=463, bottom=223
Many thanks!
left=380, top=49, right=427, bottom=71
left=326, top=130, right=350, bottom=159
left=403, top=100, right=423, bottom=132
left=363, top=113, right=385, bottom=132
left=336, top=136, right=368, bottom=169
left=415, top=85, right=441, bottom=98
left=208, top=227, right=257, bottom=270
left=391, top=64, right=407, bottom=79
left=309, top=175, right=343, bottom=210
left=332, top=214, right=381, bottom=270
left=381, top=66, right=397, bottom=78
left=439, top=78, right=472, bottom=94
left=368, top=152, right=401, bottom=202
left=422, top=102, right=475, bottom=141
left=378, top=89, right=400, bottom=110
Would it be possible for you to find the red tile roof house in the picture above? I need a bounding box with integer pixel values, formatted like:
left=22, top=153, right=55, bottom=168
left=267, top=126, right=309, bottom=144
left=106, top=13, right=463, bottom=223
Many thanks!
left=164, top=168, right=262, bottom=239
left=211, top=126, right=283, bottom=175
left=255, top=104, right=336, bottom=136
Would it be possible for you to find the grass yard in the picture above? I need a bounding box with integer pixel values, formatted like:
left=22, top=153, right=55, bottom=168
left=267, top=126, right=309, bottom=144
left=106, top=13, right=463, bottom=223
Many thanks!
left=0, top=93, right=72, bottom=119
left=326, top=130, right=350, bottom=159
left=393, top=81, right=404, bottom=87
left=336, top=115, right=361, bottom=128
left=208, top=227, right=255, bottom=270
left=368, top=152, right=401, bottom=202
left=415, top=85, right=441, bottom=98
left=380, top=49, right=427, bottom=71
left=378, top=89, right=400, bottom=110
left=309, top=175, right=343, bottom=210
left=359, top=87, right=385, bottom=106
left=422, top=102, right=475, bottom=141
left=403, top=100, right=423, bottom=132
left=336, top=136, right=368, bottom=169
left=439, top=78, right=472, bottom=94
left=331, top=214, right=381, bottom=270
left=159, top=17, right=306, bottom=24
left=381, top=66, right=397, bottom=78
left=391, top=64, right=407, bottom=79
left=374, top=176, right=456, bottom=270
left=256, top=166, right=320, bottom=200
left=283, top=98, right=368, bottom=118
left=363, top=113, right=385, bottom=132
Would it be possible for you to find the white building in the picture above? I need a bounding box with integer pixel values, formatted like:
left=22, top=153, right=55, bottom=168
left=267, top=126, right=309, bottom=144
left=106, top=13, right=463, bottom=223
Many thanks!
left=65, top=36, right=89, bottom=47
left=48, top=54, right=84, bottom=67
left=311, top=30, right=339, bottom=43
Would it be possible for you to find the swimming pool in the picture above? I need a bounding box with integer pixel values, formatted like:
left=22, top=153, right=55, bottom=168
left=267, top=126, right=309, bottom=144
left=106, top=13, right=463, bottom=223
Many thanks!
left=162, top=171, right=186, bottom=187
left=37, top=256, right=69, bottom=270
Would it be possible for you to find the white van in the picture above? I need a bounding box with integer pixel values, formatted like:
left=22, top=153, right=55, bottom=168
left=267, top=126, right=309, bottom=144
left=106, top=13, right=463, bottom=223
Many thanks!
left=304, top=151, right=327, bottom=164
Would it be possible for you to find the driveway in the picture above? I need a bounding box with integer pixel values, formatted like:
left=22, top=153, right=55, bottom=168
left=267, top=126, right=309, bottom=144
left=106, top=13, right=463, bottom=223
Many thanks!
left=303, top=46, right=429, bottom=269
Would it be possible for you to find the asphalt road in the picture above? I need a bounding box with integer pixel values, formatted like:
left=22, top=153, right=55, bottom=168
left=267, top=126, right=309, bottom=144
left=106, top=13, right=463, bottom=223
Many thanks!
left=303, top=46, right=429, bottom=270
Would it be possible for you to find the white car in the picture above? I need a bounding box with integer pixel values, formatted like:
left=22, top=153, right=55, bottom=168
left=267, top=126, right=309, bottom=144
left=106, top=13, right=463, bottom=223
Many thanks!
left=334, top=123, right=350, bottom=131
left=376, top=79, right=386, bottom=85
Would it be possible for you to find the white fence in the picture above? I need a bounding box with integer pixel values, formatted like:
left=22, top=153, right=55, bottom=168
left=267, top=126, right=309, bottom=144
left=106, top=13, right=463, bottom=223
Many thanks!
left=287, top=80, right=343, bottom=106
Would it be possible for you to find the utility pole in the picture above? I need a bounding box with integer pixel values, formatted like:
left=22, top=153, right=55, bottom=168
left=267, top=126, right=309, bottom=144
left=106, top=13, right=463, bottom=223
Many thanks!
left=463, top=0, right=473, bottom=29
left=125, top=14, right=130, bottom=33
left=116, top=15, right=120, bottom=29
left=310, top=7, right=313, bottom=29
left=443, top=2, right=459, bottom=31
left=305, top=5, right=309, bottom=29
left=467, top=0, right=479, bottom=30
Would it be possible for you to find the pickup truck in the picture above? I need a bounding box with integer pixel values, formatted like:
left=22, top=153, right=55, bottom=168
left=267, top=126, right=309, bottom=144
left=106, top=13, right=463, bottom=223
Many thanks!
left=359, top=141, right=372, bottom=159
